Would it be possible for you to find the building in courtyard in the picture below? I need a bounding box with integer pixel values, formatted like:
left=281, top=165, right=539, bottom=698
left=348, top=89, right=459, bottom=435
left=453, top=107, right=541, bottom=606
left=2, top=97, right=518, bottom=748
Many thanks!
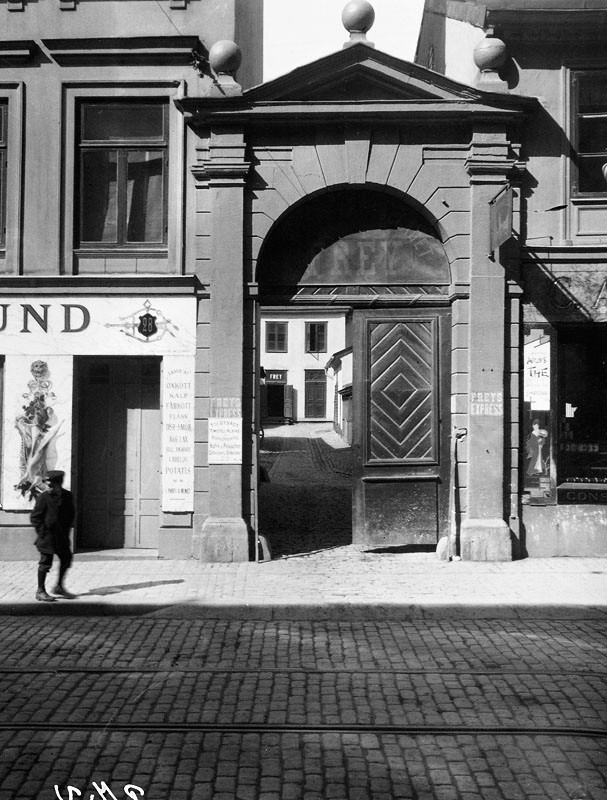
left=260, top=309, right=347, bottom=424
left=0, top=0, right=605, bottom=562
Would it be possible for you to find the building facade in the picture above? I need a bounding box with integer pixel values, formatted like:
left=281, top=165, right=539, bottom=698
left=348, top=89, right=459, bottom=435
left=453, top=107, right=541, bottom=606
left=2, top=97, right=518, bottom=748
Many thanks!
left=2, top=0, right=605, bottom=562
left=260, top=309, right=347, bottom=423
left=0, top=0, right=262, bottom=560
left=416, top=0, right=607, bottom=557
left=178, top=6, right=539, bottom=562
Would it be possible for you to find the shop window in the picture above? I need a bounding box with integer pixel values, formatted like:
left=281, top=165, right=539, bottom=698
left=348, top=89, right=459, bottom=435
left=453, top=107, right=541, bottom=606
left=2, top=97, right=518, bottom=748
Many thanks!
left=0, top=102, right=6, bottom=249
left=558, top=327, right=607, bottom=486
left=77, top=101, right=168, bottom=246
left=266, top=322, right=288, bottom=353
left=572, top=71, right=607, bottom=195
left=305, top=322, right=327, bottom=353
left=522, top=325, right=554, bottom=504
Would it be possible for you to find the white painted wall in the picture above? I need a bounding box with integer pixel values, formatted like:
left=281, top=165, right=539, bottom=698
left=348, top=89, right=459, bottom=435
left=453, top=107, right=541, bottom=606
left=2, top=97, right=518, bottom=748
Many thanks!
left=444, top=17, right=485, bottom=86
left=261, top=312, right=347, bottom=420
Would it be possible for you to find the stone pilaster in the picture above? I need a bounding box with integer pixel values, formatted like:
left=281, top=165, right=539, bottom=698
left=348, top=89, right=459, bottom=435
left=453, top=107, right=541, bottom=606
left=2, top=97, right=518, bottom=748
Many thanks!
left=194, top=128, right=251, bottom=562
left=462, top=131, right=517, bottom=560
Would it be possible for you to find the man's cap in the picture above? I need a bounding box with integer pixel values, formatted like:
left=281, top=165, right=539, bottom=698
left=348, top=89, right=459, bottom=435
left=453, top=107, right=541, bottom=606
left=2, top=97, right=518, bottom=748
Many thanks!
left=45, top=470, right=65, bottom=481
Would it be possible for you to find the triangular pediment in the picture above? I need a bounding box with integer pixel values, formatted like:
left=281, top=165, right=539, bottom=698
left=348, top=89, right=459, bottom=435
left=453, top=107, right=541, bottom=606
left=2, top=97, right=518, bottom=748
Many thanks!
left=247, top=42, right=481, bottom=104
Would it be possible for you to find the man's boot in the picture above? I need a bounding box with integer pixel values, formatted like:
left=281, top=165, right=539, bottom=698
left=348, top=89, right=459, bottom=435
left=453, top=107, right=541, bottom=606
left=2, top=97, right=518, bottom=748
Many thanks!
left=36, top=569, right=55, bottom=602
left=53, top=565, right=76, bottom=598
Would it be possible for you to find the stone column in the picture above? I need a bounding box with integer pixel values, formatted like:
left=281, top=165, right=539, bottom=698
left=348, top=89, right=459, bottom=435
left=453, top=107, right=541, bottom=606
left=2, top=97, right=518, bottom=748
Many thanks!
left=461, top=130, right=516, bottom=561
left=198, top=127, right=251, bottom=562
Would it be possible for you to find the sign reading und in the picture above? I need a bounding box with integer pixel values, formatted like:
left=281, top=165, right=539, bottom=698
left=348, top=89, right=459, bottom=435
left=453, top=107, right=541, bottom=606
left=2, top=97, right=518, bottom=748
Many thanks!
left=0, top=297, right=196, bottom=356
left=209, top=397, right=242, bottom=464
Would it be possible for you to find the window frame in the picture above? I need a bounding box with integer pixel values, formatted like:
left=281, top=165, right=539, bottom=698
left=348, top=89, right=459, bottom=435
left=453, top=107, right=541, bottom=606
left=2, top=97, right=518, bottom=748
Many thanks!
left=571, top=69, right=607, bottom=197
left=0, top=83, right=24, bottom=273
left=62, top=81, right=184, bottom=274
left=0, top=102, right=6, bottom=250
left=77, top=99, right=169, bottom=248
left=265, top=321, right=288, bottom=353
left=305, top=321, right=327, bottom=353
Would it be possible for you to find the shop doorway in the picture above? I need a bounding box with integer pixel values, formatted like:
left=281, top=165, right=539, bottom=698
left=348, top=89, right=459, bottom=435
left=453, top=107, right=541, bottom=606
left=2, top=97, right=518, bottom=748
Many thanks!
left=75, top=356, right=161, bottom=550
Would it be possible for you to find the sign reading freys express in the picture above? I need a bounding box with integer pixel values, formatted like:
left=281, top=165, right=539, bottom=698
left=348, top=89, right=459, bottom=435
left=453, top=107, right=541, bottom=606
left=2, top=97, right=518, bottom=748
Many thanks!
left=0, top=297, right=196, bottom=356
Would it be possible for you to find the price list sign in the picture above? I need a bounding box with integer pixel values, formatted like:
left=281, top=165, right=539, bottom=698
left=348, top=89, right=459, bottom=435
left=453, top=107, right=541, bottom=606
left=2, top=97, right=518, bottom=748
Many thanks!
left=209, top=397, right=242, bottom=464
left=161, top=357, right=195, bottom=512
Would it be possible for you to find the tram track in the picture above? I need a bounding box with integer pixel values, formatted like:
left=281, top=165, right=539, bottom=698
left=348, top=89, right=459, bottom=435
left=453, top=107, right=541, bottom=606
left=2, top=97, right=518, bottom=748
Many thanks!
left=0, top=666, right=605, bottom=677
left=1, top=666, right=604, bottom=739
left=0, top=721, right=605, bottom=738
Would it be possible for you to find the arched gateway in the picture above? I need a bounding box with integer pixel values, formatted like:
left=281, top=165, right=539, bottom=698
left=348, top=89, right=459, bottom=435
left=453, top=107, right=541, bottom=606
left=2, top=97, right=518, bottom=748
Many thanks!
left=257, top=188, right=452, bottom=546
left=177, top=23, right=528, bottom=562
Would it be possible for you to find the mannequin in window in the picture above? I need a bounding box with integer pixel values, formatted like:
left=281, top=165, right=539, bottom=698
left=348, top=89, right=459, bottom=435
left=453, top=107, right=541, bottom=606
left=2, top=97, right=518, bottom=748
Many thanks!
left=526, top=419, right=549, bottom=476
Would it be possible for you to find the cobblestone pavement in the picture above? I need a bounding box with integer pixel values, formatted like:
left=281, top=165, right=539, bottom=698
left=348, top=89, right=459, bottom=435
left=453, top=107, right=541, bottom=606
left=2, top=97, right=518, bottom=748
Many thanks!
left=0, top=617, right=605, bottom=799
left=258, top=423, right=353, bottom=557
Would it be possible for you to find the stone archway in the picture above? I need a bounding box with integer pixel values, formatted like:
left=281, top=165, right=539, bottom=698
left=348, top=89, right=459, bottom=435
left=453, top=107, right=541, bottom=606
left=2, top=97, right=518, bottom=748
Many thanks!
left=254, top=188, right=452, bottom=551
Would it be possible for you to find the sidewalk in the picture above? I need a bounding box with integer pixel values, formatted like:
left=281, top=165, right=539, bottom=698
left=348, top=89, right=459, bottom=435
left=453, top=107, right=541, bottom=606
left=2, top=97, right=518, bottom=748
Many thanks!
left=1, top=548, right=606, bottom=619
left=3, top=421, right=606, bottom=620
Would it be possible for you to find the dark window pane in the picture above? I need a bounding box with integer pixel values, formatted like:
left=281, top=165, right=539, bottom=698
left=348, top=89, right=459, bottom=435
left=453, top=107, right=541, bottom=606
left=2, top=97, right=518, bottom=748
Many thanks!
left=306, top=322, right=327, bottom=352
left=126, top=151, right=164, bottom=242
left=81, top=150, right=118, bottom=242
left=577, top=155, right=607, bottom=193
left=579, top=117, right=607, bottom=154
left=559, top=328, right=607, bottom=483
left=82, top=104, right=165, bottom=142
left=579, top=75, right=607, bottom=114
left=266, top=322, right=288, bottom=352
left=0, top=103, right=5, bottom=145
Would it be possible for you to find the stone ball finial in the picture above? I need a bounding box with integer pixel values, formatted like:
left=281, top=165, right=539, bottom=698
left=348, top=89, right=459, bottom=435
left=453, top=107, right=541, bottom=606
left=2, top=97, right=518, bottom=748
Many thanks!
left=473, top=36, right=508, bottom=72
left=209, top=39, right=242, bottom=76
left=342, top=0, right=375, bottom=35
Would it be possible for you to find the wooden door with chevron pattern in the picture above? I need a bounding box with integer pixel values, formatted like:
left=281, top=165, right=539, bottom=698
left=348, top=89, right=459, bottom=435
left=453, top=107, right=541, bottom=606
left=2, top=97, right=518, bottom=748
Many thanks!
left=352, top=309, right=451, bottom=546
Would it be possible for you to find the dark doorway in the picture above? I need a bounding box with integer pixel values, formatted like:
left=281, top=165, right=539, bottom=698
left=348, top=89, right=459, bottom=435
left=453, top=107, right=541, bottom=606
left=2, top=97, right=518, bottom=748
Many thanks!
left=75, top=356, right=161, bottom=550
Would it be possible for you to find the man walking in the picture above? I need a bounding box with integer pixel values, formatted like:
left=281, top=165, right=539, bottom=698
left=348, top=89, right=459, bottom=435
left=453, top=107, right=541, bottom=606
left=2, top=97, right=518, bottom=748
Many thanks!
left=31, top=470, right=76, bottom=602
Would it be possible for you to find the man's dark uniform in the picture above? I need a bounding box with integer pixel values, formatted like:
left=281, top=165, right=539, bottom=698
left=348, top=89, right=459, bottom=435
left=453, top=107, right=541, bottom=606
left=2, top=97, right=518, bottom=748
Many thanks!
left=31, top=470, right=75, bottom=601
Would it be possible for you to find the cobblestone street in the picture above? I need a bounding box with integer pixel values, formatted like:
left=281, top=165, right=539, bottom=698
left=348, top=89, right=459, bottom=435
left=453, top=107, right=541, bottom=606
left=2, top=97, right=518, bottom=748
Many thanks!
left=258, top=423, right=354, bottom=556
left=0, top=617, right=605, bottom=800
left=0, top=426, right=605, bottom=799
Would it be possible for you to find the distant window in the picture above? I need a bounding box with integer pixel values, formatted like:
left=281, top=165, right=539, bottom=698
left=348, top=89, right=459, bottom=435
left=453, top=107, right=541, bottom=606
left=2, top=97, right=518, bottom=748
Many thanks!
left=77, top=101, right=168, bottom=246
left=573, top=72, right=607, bottom=195
left=266, top=322, right=288, bottom=353
left=305, top=322, right=327, bottom=353
left=0, top=102, right=6, bottom=248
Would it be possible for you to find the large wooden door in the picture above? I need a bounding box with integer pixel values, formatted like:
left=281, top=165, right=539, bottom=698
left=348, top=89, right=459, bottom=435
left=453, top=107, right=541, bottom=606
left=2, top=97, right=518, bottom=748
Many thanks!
left=352, top=309, right=451, bottom=546
left=305, top=370, right=327, bottom=418
left=77, top=357, right=161, bottom=549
